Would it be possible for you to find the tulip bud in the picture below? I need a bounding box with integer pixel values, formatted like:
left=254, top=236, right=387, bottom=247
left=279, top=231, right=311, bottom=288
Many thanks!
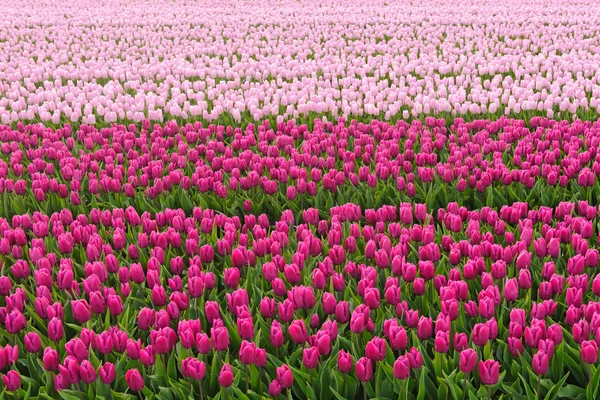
left=276, top=364, right=294, bottom=388
left=100, top=362, right=116, bottom=384
left=460, top=349, right=477, bottom=374
left=355, top=357, right=373, bottom=382
left=393, top=356, right=411, bottom=380
left=80, top=360, right=97, bottom=384
left=42, top=347, right=59, bottom=371
left=478, top=359, right=500, bottom=385
left=582, top=340, right=599, bottom=364
left=338, top=350, right=353, bottom=374
left=269, top=380, right=282, bottom=396
left=365, top=337, right=386, bottom=361
left=302, top=346, right=320, bottom=369
left=2, top=370, right=20, bottom=391
left=125, top=369, right=144, bottom=391
left=24, top=332, right=42, bottom=353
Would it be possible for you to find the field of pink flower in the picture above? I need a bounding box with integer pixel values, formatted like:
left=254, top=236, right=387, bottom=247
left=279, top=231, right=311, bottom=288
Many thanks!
left=2, top=0, right=600, bottom=399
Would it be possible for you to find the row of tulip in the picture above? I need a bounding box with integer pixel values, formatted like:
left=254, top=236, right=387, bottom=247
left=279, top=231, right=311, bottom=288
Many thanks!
left=1, top=117, right=600, bottom=221
left=1, top=200, right=600, bottom=399
left=1, top=0, right=600, bottom=126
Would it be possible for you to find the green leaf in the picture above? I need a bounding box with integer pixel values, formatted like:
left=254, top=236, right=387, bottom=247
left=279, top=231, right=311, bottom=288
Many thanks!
left=544, top=372, right=570, bottom=400
left=587, top=364, right=600, bottom=400
left=59, top=390, right=84, bottom=400
left=417, top=367, right=427, bottom=400
left=558, top=385, right=586, bottom=399
left=231, top=386, right=250, bottom=400
left=518, top=373, right=536, bottom=399
left=167, top=354, right=178, bottom=380
left=331, top=387, right=347, bottom=400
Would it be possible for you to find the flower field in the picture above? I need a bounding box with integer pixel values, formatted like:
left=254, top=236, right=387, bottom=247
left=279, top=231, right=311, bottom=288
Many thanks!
left=1, top=1, right=600, bottom=400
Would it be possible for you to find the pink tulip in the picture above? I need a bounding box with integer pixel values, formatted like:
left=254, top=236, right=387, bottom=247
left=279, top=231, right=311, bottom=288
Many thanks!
left=478, top=359, right=500, bottom=385
left=276, top=364, right=293, bottom=388
left=460, top=349, right=477, bottom=374
left=2, top=370, right=20, bottom=391
left=338, top=350, right=353, bottom=374
left=302, top=346, right=319, bottom=369
left=582, top=341, right=598, bottom=364
left=393, top=356, right=411, bottom=380
left=100, top=362, right=116, bottom=384
left=355, top=357, right=373, bottom=382
left=125, top=369, right=144, bottom=391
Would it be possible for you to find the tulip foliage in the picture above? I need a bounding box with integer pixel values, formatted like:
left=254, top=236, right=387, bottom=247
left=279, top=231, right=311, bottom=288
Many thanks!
left=3, top=116, right=600, bottom=400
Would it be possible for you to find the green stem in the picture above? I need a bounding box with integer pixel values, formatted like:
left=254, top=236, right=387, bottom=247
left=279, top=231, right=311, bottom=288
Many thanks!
left=259, top=367, right=263, bottom=398
left=375, top=362, right=380, bottom=397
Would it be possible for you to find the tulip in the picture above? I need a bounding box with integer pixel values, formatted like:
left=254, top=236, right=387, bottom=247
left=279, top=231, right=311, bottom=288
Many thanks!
left=100, top=362, right=116, bottom=385
left=335, top=301, right=350, bottom=323
left=125, top=369, right=144, bottom=391
left=472, top=323, right=490, bottom=347
left=239, top=341, right=256, bottom=365
left=42, top=347, right=59, bottom=371
left=5, top=310, right=26, bottom=334
left=59, top=356, right=81, bottom=384
left=417, top=316, right=432, bottom=340
left=508, top=337, right=525, bottom=357
left=70, top=299, right=91, bottom=324
left=2, top=370, right=20, bottom=391
left=255, top=348, right=267, bottom=368
left=24, top=332, right=42, bottom=353
left=582, top=340, right=598, bottom=364
left=276, top=364, right=294, bottom=388
left=356, top=357, right=373, bottom=382
left=302, top=346, right=320, bottom=369
left=407, top=347, right=423, bottom=369
left=66, top=338, right=89, bottom=362
left=434, top=331, right=450, bottom=353
left=393, top=355, right=411, bottom=380
left=80, top=360, right=97, bottom=384
left=504, top=278, right=519, bottom=302
left=532, top=351, right=549, bottom=375
left=364, top=337, right=385, bottom=362
left=211, top=324, right=230, bottom=351
left=454, top=333, right=468, bottom=352
left=289, top=319, right=308, bottom=344
left=269, top=380, right=282, bottom=397
left=389, top=325, right=408, bottom=351
left=478, top=359, right=500, bottom=385
left=270, top=321, right=284, bottom=348
left=182, top=358, right=206, bottom=380
left=338, top=350, right=353, bottom=374
left=196, top=333, right=211, bottom=354
left=140, top=345, right=156, bottom=367
left=460, top=349, right=477, bottom=374
left=205, top=301, right=221, bottom=323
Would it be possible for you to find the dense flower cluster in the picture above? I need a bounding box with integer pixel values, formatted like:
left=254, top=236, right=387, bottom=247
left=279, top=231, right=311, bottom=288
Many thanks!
left=2, top=0, right=600, bottom=398
left=1, top=194, right=600, bottom=398
left=1, top=0, right=600, bottom=125
left=1, top=117, right=600, bottom=220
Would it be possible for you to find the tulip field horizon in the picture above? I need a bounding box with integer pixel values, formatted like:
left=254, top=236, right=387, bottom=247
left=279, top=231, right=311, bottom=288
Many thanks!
left=3, top=1, right=600, bottom=400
